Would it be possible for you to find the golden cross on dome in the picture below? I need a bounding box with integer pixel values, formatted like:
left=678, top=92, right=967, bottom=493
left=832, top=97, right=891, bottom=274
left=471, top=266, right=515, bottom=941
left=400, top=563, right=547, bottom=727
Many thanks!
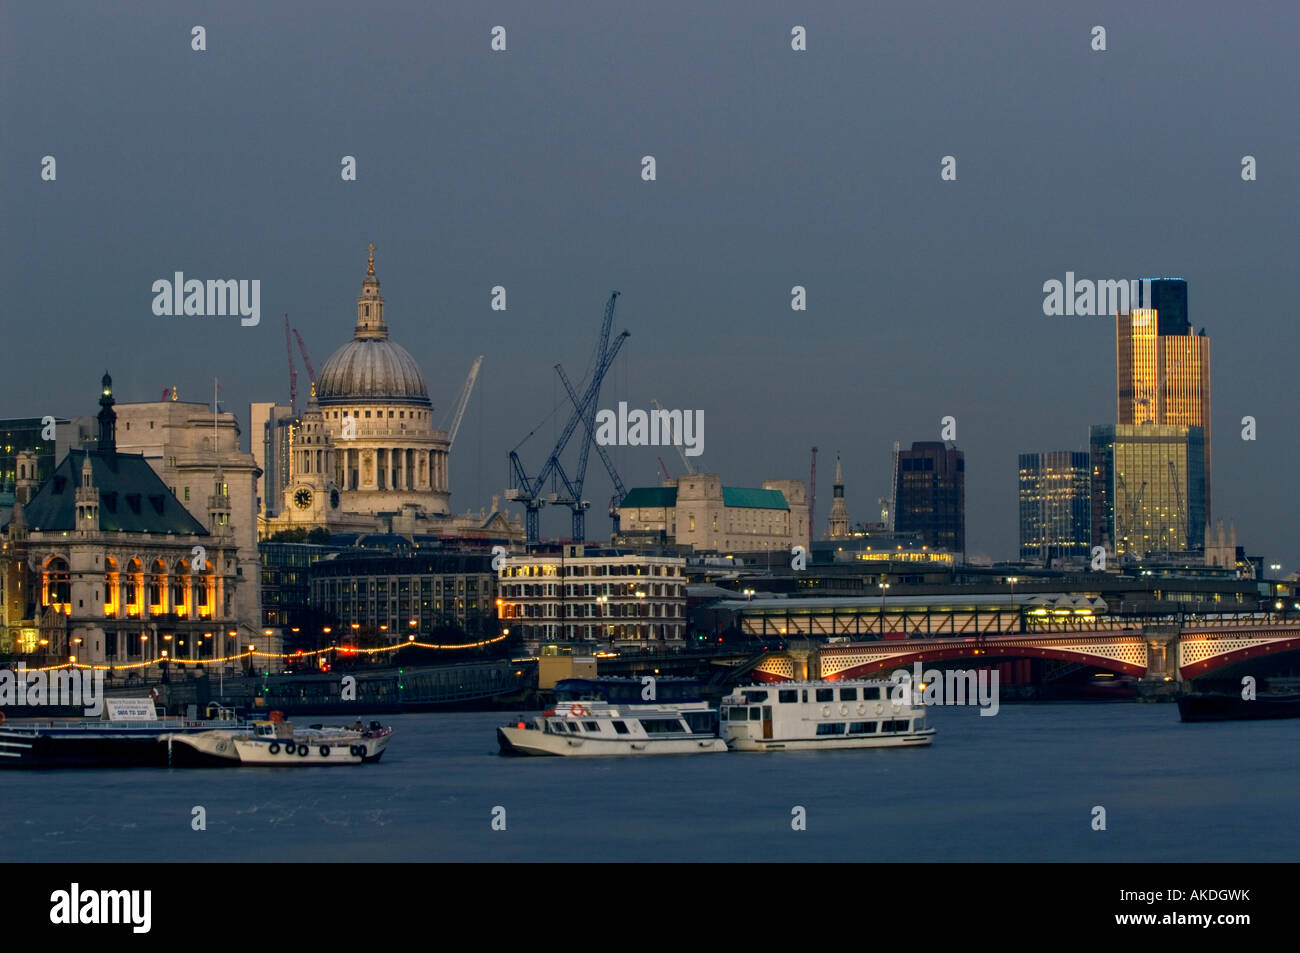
left=367, top=243, right=375, bottom=275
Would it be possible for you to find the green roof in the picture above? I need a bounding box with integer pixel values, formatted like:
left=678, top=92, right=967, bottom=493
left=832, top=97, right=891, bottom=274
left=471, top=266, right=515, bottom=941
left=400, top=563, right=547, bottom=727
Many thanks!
left=19, top=450, right=209, bottom=536
left=620, top=487, right=677, bottom=508
left=721, top=487, right=788, bottom=510
left=620, top=486, right=789, bottom=511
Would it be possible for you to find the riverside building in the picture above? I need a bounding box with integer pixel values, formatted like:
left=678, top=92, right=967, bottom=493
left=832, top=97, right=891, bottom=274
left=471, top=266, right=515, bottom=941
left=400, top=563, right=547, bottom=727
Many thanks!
left=498, top=546, right=686, bottom=653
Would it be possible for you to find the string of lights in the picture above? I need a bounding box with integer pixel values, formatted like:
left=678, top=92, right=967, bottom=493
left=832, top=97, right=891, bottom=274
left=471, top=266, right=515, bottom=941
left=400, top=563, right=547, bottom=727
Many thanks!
left=33, top=633, right=510, bottom=672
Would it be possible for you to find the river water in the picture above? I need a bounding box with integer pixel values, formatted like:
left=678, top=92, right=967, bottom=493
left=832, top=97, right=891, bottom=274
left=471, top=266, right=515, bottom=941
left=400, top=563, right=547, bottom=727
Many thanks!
left=5, top=703, right=1295, bottom=862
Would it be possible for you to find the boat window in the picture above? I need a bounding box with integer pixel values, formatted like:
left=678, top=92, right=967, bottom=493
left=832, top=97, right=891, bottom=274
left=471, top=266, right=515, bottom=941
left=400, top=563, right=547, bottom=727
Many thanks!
left=848, top=721, right=876, bottom=734
left=582, top=721, right=600, bottom=732
left=778, top=690, right=798, bottom=703
left=749, top=707, right=762, bottom=721
left=881, top=720, right=908, bottom=733
left=914, top=718, right=926, bottom=731
left=801, top=690, right=808, bottom=703
left=729, top=707, right=748, bottom=721
left=815, top=689, right=834, bottom=702
left=839, top=688, right=858, bottom=701
left=743, top=690, right=768, bottom=703
left=684, top=711, right=717, bottom=734
left=816, top=723, right=846, bottom=735
left=863, top=687, right=881, bottom=700
left=612, top=720, right=629, bottom=734
left=639, top=718, right=685, bottom=733
left=566, top=722, right=581, bottom=733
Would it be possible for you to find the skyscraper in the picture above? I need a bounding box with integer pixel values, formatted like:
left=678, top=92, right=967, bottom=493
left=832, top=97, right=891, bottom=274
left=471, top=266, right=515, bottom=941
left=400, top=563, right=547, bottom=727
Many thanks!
left=894, top=441, right=964, bottom=556
left=1090, top=424, right=1206, bottom=559
left=1018, top=451, right=1091, bottom=564
left=1115, top=278, right=1211, bottom=520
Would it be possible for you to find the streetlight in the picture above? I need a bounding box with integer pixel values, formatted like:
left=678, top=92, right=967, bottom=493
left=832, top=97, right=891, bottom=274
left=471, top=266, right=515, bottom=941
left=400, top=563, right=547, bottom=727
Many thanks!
left=878, top=581, right=891, bottom=635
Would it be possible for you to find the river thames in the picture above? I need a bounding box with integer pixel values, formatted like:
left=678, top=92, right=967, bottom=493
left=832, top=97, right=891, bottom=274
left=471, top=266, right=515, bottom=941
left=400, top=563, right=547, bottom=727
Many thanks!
left=5, top=703, right=1295, bottom=863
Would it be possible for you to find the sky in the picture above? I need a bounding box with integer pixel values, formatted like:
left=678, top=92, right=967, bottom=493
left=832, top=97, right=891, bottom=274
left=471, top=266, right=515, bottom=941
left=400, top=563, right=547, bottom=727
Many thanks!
left=2, top=0, right=1297, bottom=566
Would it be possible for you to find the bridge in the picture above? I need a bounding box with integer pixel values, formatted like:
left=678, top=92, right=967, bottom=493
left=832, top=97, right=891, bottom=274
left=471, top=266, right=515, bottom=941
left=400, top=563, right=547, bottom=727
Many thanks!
left=743, top=623, right=1300, bottom=684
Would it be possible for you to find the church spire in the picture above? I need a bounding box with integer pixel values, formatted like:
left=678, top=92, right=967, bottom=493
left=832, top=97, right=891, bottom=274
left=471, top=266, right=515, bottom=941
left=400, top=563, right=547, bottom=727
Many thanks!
left=827, top=452, right=849, bottom=538
left=355, top=243, right=387, bottom=340
left=97, top=372, right=117, bottom=454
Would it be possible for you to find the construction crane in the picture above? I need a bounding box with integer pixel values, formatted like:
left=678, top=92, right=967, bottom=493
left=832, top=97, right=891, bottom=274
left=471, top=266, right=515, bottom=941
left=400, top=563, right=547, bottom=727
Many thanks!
left=292, top=327, right=316, bottom=388
left=888, top=441, right=900, bottom=532
left=1168, top=459, right=1185, bottom=549
left=809, top=447, right=817, bottom=550
left=557, top=362, right=628, bottom=532
left=507, top=292, right=628, bottom=545
left=1116, top=473, right=1147, bottom=557
left=284, top=315, right=298, bottom=416
left=651, top=398, right=695, bottom=474
left=443, top=356, right=483, bottom=449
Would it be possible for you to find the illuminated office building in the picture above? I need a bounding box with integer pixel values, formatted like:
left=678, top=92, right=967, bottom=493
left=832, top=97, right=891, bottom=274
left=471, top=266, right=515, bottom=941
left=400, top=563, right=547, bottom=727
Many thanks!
left=1115, top=278, right=1211, bottom=519
left=1018, top=452, right=1091, bottom=564
left=1090, top=424, right=1205, bottom=559
left=894, top=442, right=964, bottom=558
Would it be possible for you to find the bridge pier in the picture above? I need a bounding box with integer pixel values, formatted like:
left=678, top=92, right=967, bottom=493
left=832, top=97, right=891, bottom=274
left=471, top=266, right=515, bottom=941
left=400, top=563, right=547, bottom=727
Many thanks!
left=1142, top=626, right=1180, bottom=684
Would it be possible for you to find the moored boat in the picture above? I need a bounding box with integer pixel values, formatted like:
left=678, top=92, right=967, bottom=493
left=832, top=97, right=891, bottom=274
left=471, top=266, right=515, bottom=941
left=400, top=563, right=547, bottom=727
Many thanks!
left=720, top=680, right=935, bottom=751
left=0, top=699, right=240, bottom=768
left=164, top=714, right=393, bottom=766
left=497, top=700, right=727, bottom=756
left=1178, top=691, right=1300, bottom=722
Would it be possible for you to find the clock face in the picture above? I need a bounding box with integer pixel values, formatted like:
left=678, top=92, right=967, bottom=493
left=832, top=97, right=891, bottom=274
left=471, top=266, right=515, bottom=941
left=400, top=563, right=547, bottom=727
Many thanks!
left=330, top=489, right=340, bottom=509
left=294, top=488, right=313, bottom=509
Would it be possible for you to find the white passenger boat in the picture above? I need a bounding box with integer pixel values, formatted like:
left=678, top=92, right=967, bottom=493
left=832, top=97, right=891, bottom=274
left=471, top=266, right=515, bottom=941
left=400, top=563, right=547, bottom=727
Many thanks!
left=163, top=715, right=393, bottom=766
left=497, top=700, right=728, bottom=756
left=720, top=680, right=935, bottom=751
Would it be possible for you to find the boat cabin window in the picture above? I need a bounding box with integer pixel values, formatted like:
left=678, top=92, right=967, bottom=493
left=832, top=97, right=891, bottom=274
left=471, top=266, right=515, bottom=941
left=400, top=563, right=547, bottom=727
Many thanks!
left=612, top=720, right=629, bottom=735
left=683, top=711, right=718, bottom=734
left=816, top=723, right=846, bottom=735
left=815, top=689, right=834, bottom=702
left=582, top=721, right=600, bottom=732
left=840, top=688, right=858, bottom=701
left=742, top=690, right=768, bottom=703
left=566, top=722, right=581, bottom=733
left=728, top=706, right=748, bottom=721
left=848, top=721, right=876, bottom=734
left=880, top=720, right=909, bottom=733
left=801, top=690, right=808, bottom=703
left=778, top=690, right=798, bottom=703
left=863, top=687, right=881, bottom=700
left=639, top=718, right=685, bottom=733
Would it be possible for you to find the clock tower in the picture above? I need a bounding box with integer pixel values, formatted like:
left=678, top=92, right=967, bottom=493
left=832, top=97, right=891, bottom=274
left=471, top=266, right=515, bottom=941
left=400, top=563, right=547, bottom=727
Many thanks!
left=279, top=383, right=340, bottom=527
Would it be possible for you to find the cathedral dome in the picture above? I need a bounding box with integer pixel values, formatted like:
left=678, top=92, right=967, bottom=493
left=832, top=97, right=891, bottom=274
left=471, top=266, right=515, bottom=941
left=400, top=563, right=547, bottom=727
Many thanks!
left=315, top=247, right=433, bottom=408
left=316, top=338, right=431, bottom=406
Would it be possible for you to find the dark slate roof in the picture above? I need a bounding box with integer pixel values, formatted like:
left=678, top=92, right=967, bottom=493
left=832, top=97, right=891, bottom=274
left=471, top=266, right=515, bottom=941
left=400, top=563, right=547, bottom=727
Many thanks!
left=620, top=486, right=790, bottom=511
left=20, top=450, right=208, bottom=536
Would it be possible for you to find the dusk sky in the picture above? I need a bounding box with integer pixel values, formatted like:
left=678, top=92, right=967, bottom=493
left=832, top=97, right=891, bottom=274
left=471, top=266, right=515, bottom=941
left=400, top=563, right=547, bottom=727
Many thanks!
left=3, top=0, right=1297, bottom=564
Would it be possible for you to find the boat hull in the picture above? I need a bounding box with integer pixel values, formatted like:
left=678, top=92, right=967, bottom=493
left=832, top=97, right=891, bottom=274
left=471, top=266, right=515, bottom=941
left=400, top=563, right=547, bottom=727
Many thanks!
left=497, top=725, right=727, bottom=757
left=726, top=728, right=935, bottom=752
left=0, top=729, right=172, bottom=768
left=1178, top=692, right=1300, bottom=722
